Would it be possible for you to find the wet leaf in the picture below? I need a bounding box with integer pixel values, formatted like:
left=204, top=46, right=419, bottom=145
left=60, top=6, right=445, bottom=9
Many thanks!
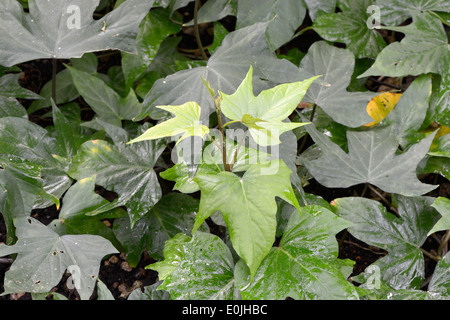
left=333, top=196, right=441, bottom=289
left=68, top=122, right=166, bottom=227
left=302, top=124, right=438, bottom=196
left=192, top=160, right=300, bottom=278
left=0, top=217, right=118, bottom=300
left=0, top=0, right=155, bottom=66
left=313, top=0, right=386, bottom=59
left=359, top=11, right=449, bottom=78
left=376, top=0, right=450, bottom=25
left=299, top=41, right=377, bottom=127
left=147, top=232, right=236, bottom=300
left=235, top=205, right=358, bottom=300
left=428, top=197, right=450, bottom=235
left=113, top=193, right=208, bottom=266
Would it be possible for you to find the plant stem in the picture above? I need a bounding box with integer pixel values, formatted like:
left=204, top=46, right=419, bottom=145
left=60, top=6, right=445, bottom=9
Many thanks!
left=222, top=119, right=242, bottom=128
left=290, top=26, right=313, bottom=41
left=215, top=98, right=231, bottom=172
left=52, top=58, right=57, bottom=103
left=298, top=104, right=317, bottom=155
left=229, top=131, right=248, bottom=171
left=421, top=248, right=441, bottom=262
left=438, top=230, right=450, bottom=258
left=367, top=184, right=399, bottom=215
left=194, top=0, right=208, bottom=61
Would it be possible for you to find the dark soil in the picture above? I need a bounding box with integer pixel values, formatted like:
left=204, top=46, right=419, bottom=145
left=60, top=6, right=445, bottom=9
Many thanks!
left=1, top=3, right=449, bottom=300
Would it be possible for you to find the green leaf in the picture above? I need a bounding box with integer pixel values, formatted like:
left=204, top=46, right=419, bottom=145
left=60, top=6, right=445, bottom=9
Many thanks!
left=299, top=41, right=377, bottom=127
left=0, top=117, right=72, bottom=206
left=381, top=74, right=433, bottom=148
left=429, top=132, right=450, bottom=158
left=332, top=196, right=441, bottom=289
left=136, top=22, right=303, bottom=121
left=358, top=11, right=449, bottom=78
left=186, top=0, right=236, bottom=26
left=303, top=0, right=337, bottom=20
left=128, top=102, right=210, bottom=145
left=428, top=251, right=450, bottom=296
left=160, top=133, right=272, bottom=193
left=236, top=0, right=307, bottom=50
left=0, top=73, right=41, bottom=118
left=49, top=175, right=125, bottom=250
left=302, top=124, right=438, bottom=196
left=67, top=123, right=166, bottom=227
left=113, top=193, right=208, bottom=266
left=313, top=0, right=386, bottom=59
left=376, top=0, right=450, bottom=25
left=121, top=7, right=181, bottom=91
left=52, top=100, right=90, bottom=159
left=428, top=197, right=450, bottom=235
left=235, top=205, right=358, bottom=300
left=28, top=69, right=79, bottom=114
left=0, top=0, right=155, bottom=66
left=193, top=159, right=300, bottom=277
left=147, top=232, right=236, bottom=300
left=128, top=281, right=170, bottom=300
left=0, top=217, right=118, bottom=300
left=0, top=157, right=57, bottom=243
left=431, top=69, right=450, bottom=126
left=67, top=65, right=142, bottom=126
left=419, top=155, right=450, bottom=180
left=220, top=66, right=318, bottom=146
left=27, top=53, right=97, bottom=114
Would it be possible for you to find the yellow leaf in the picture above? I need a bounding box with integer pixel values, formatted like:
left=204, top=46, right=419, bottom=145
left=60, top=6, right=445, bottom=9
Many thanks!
left=365, top=92, right=402, bottom=126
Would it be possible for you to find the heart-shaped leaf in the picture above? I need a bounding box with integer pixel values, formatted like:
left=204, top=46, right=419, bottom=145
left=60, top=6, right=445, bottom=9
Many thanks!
left=192, top=159, right=300, bottom=277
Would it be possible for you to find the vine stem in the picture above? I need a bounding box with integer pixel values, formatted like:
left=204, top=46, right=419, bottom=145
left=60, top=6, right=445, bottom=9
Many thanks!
left=297, top=104, right=317, bottom=155
left=367, top=184, right=399, bottom=215
left=438, top=230, right=450, bottom=258
left=194, top=0, right=208, bottom=61
left=52, top=58, right=57, bottom=103
left=215, top=98, right=231, bottom=172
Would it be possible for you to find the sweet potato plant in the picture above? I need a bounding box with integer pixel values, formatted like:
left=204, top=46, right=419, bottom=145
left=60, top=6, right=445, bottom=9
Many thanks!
left=0, top=0, right=449, bottom=300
